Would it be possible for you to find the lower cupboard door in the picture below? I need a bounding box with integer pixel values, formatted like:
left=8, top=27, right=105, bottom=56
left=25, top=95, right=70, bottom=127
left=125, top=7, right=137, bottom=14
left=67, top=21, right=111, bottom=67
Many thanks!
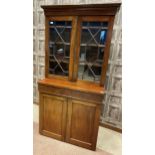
left=39, top=93, right=67, bottom=141
left=66, top=99, right=101, bottom=150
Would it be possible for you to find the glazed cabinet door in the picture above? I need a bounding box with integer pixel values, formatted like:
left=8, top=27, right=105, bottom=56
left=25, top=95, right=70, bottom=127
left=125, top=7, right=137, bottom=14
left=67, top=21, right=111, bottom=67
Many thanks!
left=45, top=16, right=77, bottom=81
left=39, top=93, right=67, bottom=141
left=66, top=99, right=101, bottom=150
left=73, top=16, right=114, bottom=86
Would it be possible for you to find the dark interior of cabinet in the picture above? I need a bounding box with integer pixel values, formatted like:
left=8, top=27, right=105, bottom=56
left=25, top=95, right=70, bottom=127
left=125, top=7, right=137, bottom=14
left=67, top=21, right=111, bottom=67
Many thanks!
left=78, top=21, right=108, bottom=83
left=48, top=21, right=71, bottom=76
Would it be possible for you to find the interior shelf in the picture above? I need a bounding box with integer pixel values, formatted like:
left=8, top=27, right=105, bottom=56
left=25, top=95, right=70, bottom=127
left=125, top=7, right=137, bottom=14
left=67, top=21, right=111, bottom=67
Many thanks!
left=49, top=26, right=108, bottom=30
left=49, top=41, right=70, bottom=46
left=79, top=61, right=102, bottom=67
left=80, top=43, right=105, bottom=47
left=49, top=57, right=69, bottom=64
left=82, top=26, right=108, bottom=30
left=49, top=42, right=105, bottom=47
left=49, top=25, right=72, bottom=29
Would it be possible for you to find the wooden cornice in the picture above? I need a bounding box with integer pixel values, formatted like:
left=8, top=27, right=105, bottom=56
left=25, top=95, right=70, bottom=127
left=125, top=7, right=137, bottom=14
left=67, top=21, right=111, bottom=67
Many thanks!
left=41, top=3, right=121, bottom=16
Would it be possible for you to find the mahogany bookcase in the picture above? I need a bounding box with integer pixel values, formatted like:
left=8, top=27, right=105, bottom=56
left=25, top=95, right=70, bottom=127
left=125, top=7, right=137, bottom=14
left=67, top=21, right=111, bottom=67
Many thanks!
left=38, top=3, right=121, bottom=150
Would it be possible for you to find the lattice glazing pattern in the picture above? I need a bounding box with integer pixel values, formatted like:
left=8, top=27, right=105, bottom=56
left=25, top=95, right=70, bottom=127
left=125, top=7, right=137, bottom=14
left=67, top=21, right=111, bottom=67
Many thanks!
left=78, top=22, right=108, bottom=82
left=49, top=21, right=71, bottom=76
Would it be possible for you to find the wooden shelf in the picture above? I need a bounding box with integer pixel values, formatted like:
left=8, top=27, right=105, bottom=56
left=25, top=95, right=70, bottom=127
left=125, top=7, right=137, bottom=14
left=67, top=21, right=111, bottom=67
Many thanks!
left=79, top=61, right=102, bottom=67
left=82, top=26, right=108, bottom=30
left=80, top=43, right=105, bottom=47
left=49, top=25, right=72, bottom=29
left=49, top=58, right=69, bottom=64
left=49, top=42, right=105, bottom=47
left=49, top=41, right=70, bottom=46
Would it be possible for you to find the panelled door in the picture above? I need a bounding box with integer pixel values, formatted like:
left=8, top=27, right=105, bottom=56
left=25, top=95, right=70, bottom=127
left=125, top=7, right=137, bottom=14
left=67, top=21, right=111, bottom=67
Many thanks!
left=39, top=93, right=67, bottom=141
left=66, top=99, right=101, bottom=150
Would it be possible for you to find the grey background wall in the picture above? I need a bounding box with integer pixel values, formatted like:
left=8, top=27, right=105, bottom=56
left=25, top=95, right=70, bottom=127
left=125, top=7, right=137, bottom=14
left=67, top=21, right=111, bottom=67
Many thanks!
left=33, top=0, right=122, bottom=129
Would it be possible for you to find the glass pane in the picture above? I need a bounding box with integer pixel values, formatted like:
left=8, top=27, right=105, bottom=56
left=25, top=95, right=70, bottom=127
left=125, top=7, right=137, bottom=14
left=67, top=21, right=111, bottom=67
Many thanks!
left=49, top=20, right=72, bottom=76
left=78, top=21, right=108, bottom=83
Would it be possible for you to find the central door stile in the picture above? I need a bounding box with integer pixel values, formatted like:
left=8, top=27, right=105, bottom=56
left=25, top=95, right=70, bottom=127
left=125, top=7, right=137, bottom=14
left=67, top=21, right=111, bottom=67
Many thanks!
left=72, top=17, right=82, bottom=81
left=69, top=16, right=79, bottom=81
left=62, top=97, right=68, bottom=141
left=65, top=98, right=72, bottom=142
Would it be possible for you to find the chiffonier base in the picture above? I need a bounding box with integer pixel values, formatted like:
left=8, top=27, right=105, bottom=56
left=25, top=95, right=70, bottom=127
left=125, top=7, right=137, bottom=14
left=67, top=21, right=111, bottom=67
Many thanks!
left=38, top=78, right=104, bottom=151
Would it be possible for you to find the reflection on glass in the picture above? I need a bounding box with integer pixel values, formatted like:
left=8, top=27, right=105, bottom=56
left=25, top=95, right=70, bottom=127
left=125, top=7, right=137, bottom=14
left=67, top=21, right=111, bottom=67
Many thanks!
left=48, top=21, right=71, bottom=76
left=100, top=30, right=106, bottom=44
left=78, top=21, right=108, bottom=82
